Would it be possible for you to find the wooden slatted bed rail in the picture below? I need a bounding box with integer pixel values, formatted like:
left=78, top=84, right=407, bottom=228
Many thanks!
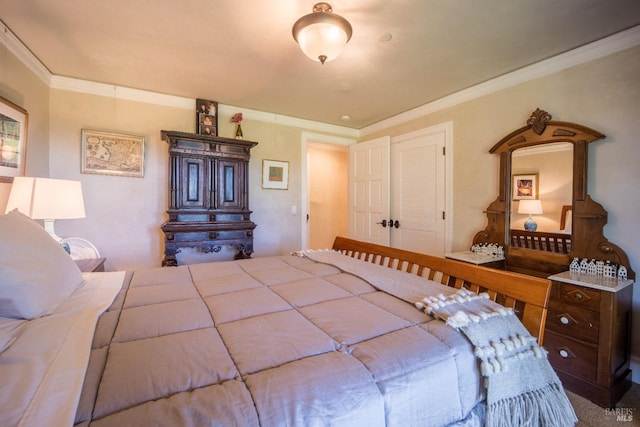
left=510, top=229, right=572, bottom=254
left=332, top=236, right=552, bottom=344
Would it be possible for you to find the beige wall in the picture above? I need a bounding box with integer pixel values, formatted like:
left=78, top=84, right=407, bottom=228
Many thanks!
left=47, top=89, right=192, bottom=270
left=0, top=40, right=50, bottom=208
left=45, top=89, right=351, bottom=270
left=360, top=45, right=640, bottom=380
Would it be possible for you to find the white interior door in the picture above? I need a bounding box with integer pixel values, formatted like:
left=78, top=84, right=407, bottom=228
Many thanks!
left=349, top=136, right=390, bottom=245
left=390, top=127, right=448, bottom=255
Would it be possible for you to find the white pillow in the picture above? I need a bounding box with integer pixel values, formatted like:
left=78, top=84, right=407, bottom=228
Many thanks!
left=0, top=210, right=84, bottom=319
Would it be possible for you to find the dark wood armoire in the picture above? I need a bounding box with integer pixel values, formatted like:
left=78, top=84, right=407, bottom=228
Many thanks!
left=161, top=130, right=258, bottom=266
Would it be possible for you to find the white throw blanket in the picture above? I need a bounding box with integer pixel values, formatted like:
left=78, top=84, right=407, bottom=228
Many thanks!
left=297, top=250, right=577, bottom=427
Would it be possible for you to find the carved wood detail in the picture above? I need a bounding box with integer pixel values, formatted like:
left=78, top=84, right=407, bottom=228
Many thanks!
left=473, top=109, right=634, bottom=280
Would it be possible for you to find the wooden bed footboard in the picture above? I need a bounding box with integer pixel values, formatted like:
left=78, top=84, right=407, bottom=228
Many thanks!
left=332, top=236, right=551, bottom=344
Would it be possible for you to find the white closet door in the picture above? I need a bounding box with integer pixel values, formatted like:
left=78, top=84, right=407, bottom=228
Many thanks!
left=390, top=127, right=446, bottom=255
left=349, top=136, right=390, bottom=245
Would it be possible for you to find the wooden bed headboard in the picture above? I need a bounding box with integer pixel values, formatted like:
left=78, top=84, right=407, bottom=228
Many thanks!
left=332, top=236, right=552, bottom=344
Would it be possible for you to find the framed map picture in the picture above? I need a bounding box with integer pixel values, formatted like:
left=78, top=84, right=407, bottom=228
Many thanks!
left=81, top=129, right=145, bottom=177
left=0, top=96, right=28, bottom=183
left=262, top=159, right=289, bottom=190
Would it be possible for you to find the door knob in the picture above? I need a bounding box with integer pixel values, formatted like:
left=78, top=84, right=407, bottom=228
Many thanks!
left=389, top=219, right=400, bottom=228
left=376, top=219, right=388, bottom=227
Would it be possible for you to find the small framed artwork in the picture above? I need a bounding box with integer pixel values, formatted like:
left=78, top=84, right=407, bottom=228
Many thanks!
left=81, top=129, right=145, bottom=177
left=0, top=96, right=29, bottom=183
left=196, top=98, right=218, bottom=136
left=262, top=159, right=289, bottom=190
left=512, top=174, right=538, bottom=200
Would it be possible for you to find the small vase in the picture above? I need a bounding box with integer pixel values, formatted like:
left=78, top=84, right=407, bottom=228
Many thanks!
left=235, top=123, right=243, bottom=139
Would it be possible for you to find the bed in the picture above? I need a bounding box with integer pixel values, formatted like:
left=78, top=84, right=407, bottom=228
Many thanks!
left=0, top=210, right=577, bottom=427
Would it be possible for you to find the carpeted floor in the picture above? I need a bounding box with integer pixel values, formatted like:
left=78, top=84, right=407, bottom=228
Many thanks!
left=567, top=382, right=640, bottom=426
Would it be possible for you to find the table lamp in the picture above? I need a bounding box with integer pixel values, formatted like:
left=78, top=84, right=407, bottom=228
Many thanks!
left=5, top=177, right=86, bottom=253
left=518, top=199, right=543, bottom=232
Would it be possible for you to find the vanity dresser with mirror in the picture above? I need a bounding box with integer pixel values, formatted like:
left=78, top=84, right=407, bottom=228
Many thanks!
left=473, top=108, right=635, bottom=408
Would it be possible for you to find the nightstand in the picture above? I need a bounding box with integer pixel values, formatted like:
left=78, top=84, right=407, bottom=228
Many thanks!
left=75, top=258, right=106, bottom=272
left=545, top=271, right=633, bottom=408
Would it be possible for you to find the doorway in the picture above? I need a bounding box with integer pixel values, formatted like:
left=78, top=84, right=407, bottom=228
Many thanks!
left=301, top=133, right=355, bottom=250
left=307, top=142, right=349, bottom=249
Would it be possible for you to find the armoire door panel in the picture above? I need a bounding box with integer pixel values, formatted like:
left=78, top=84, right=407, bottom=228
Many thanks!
left=180, top=157, right=207, bottom=209
left=217, top=159, right=245, bottom=209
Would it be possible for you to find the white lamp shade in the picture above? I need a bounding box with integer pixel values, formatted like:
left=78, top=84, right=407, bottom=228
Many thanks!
left=5, top=177, right=86, bottom=219
left=518, top=199, right=543, bottom=215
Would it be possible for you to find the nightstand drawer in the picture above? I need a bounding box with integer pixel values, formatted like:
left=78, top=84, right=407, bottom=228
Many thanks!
left=544, top=331, right=597, bottom=382
left=547, top=300, right=599, bottom=344
left=552, top=282, right=600, bottom=311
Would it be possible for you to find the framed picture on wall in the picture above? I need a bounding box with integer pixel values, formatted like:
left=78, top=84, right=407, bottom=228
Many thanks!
left=81, top=129, right=145, bottom=177
left=0, top=96, right=29, bottom=183
left=512, top=174, right=538, bottom=200
left=262, top=159, right=289, bottom=190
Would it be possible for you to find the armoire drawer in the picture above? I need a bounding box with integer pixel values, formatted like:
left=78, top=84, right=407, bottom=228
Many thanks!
left=552, top=282, right=601, bottom=311
left=544, top=331, right=597, bottom=382
left=546, top=300, right=599, bottom=344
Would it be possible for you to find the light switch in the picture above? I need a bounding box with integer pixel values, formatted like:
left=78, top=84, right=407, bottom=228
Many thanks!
left=291, top=205, right=297, bottom=215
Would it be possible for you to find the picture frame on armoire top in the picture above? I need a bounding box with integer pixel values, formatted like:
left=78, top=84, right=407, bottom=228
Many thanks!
left=196, top=98, right=218, bottom=136
left=0, top=96, right=28, bottom=183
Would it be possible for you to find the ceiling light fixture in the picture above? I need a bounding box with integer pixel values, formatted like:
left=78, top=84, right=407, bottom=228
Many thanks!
left=292, top=2, right=353, bottom=65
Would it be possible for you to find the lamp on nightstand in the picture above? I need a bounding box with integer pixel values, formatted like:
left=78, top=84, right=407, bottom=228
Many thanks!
left=5, top=177, right=86, bottom=253
left=518, top=199, right=543, bottom=232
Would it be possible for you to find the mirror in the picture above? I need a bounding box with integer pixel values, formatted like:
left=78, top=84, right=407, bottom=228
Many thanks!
left=509, top=142, right=573, bottom=251
left=473, top=108, right=634, bottom=279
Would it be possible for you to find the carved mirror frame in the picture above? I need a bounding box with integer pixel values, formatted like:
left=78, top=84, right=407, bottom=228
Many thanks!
left=473, top=108, right=634, bottom=279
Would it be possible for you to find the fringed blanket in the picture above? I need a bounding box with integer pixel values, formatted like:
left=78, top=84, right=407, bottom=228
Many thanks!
left=298, top=250, right=577, bottom=427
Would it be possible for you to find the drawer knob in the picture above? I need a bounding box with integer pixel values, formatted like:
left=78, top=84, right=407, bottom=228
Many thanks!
left=560, top=316, right=570, bottom=325
left=559, top=350, right=569, bottom=358
left=573, top=293, right=583, bottom=300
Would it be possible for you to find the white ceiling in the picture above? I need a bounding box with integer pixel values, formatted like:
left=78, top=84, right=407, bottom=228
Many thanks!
left=2, top=0, right=640, bottom=129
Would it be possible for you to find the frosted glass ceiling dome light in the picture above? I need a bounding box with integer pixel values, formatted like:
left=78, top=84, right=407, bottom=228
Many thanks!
left=292, top=2, right=353, bottom=65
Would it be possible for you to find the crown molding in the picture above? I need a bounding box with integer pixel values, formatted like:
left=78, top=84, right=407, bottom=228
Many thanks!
left=218, top=105, right=359, bottom=138
left=360, top=24, right=640, bottom=137
left=48, top=76, right=358, bottom=137
left=49, top=76, right=194, bottom=109
left=0, top=21, right=51, bottom=85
